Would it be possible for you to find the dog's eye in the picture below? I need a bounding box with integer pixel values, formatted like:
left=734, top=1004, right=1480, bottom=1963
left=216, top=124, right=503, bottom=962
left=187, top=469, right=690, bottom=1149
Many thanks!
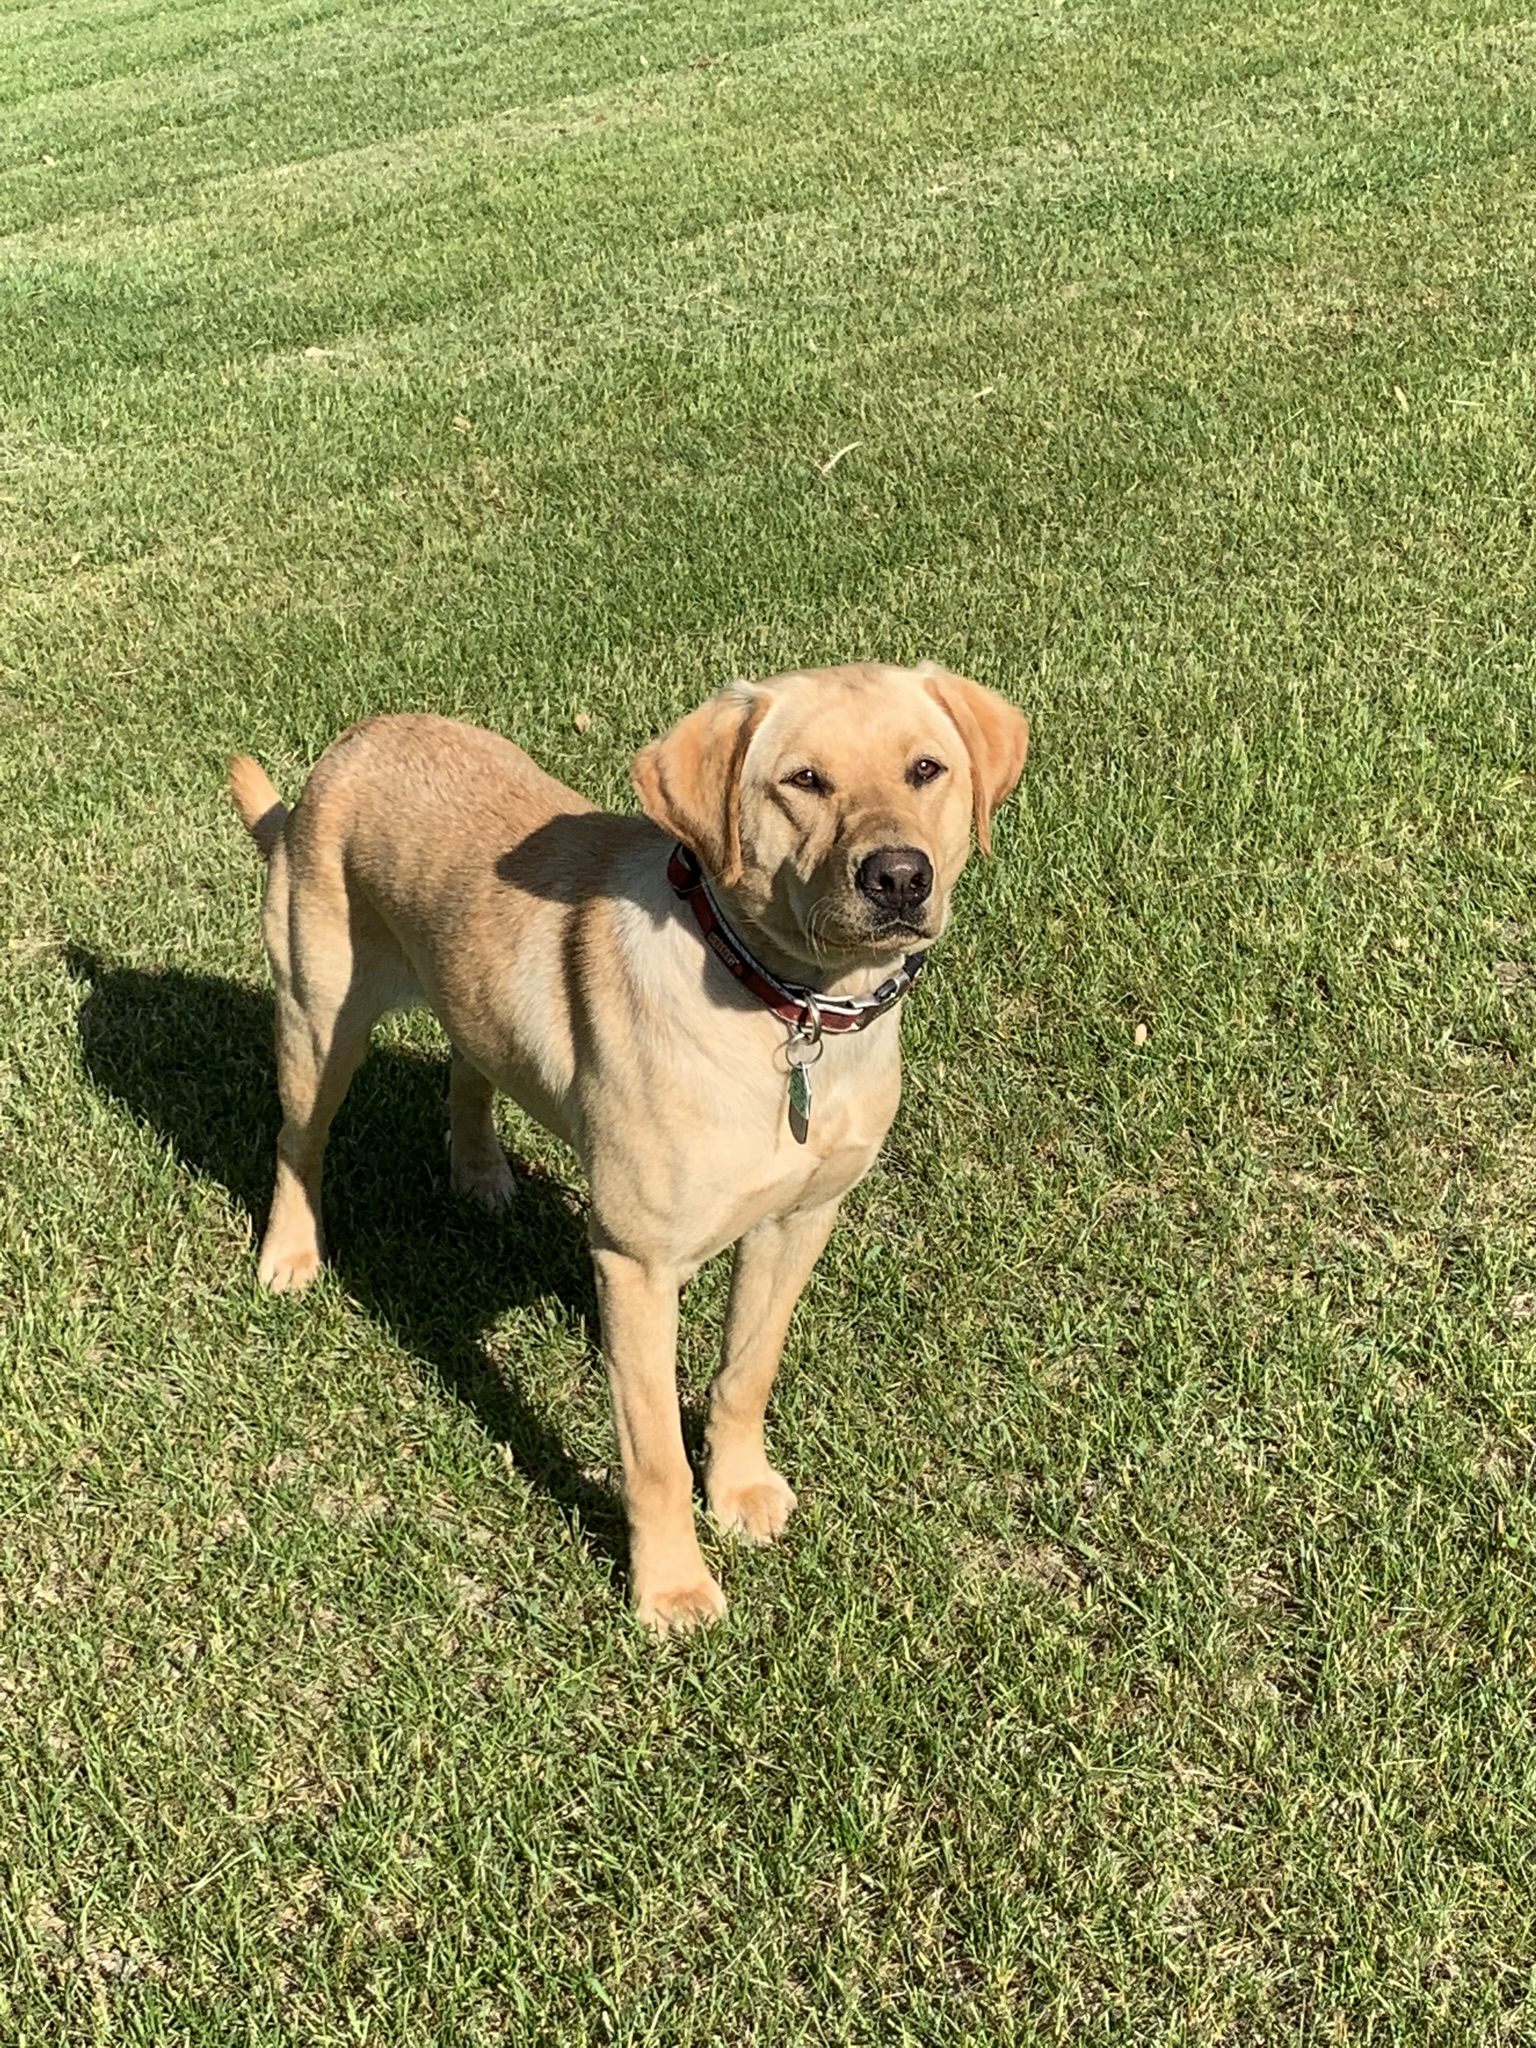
left=784, top=767, right=827, bottom=794
left=909, top=757, right=946, bottom=786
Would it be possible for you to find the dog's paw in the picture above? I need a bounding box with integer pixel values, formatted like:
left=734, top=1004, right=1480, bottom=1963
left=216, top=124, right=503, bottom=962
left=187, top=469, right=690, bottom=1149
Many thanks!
left=258, top=1239, right=322, bottom=1293
left=450, top=1146, right=518, bottom=1212
left=634, top=1572, right=728, bottom=1636
left=708, top=1467, right=798, bottom=1546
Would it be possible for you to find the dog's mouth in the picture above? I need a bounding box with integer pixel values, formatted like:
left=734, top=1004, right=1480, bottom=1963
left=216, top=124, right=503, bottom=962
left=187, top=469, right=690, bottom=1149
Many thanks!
left=861, top=914, right=935, bottom=946
left=827, top=900, right=944, bottom=954
left=775, top=878, right=945, bottom=966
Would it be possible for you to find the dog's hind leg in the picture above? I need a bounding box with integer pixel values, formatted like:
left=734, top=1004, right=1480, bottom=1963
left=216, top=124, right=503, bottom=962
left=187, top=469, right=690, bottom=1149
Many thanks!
left=261, top=987, right=376, bottom=1292
left=447, top=1048, right=516, bottom=1210
left=257, top=853, right=393, bottom=1293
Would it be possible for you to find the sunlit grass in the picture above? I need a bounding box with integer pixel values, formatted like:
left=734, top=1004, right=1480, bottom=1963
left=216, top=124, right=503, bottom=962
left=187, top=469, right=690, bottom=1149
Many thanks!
left=3, top=1, right=1536, bottom=2040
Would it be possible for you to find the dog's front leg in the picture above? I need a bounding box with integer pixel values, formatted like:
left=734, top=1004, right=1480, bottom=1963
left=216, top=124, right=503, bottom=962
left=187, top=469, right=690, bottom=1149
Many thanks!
left=705, top=1198, right=842, bottom=1545
left=591, top=1246, right=726, bottom=1634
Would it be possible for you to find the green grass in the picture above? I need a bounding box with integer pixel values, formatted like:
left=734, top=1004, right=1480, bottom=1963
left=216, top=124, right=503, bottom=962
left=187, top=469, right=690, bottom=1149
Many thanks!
left=4, top=0, right=1536, bottom=2039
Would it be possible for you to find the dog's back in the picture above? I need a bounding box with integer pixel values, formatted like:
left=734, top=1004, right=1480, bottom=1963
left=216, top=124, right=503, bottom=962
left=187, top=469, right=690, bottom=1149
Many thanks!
left=233, top=713, right=594, bottom=866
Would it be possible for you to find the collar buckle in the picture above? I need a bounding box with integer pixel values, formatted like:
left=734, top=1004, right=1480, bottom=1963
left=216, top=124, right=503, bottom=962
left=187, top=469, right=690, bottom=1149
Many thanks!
left=667, top=842, right=927, bottom=1035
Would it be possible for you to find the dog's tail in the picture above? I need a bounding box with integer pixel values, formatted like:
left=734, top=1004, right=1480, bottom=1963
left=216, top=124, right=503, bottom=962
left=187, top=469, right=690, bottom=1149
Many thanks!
left=228, top=754, right=288, bottom=860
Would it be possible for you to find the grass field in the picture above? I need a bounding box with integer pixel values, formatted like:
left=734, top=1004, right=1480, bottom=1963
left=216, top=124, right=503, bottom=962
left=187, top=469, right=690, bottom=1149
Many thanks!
left=4, top=0, right=1536, bottom=2039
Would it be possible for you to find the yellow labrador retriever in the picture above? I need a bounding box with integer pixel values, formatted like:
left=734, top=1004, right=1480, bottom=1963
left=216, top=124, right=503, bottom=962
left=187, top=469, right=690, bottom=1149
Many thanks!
left=229, top=662, right=1028, bottom=1631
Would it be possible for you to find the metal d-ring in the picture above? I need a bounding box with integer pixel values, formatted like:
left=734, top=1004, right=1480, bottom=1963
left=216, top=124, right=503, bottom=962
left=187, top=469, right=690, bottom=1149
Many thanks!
left=786, top=996, right=825, bottom=1068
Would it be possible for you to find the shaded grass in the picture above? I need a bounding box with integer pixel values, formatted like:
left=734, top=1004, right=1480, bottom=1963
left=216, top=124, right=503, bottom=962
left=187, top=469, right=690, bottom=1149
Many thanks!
left=4, top=0, right=1536, bottom=2041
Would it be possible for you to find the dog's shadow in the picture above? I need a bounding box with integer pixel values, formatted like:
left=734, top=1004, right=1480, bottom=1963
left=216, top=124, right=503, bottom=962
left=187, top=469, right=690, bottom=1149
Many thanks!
left=65, top=947, right=628, bottom=1580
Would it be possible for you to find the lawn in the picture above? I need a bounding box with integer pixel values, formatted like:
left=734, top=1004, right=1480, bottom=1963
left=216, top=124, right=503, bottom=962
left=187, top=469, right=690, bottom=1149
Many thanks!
left=4, top=0, right=1536, bottom=2039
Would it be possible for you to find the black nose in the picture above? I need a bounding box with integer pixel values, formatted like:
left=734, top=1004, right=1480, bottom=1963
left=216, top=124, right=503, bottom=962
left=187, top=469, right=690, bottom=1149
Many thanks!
left=855, top=846, right=933, bottom=919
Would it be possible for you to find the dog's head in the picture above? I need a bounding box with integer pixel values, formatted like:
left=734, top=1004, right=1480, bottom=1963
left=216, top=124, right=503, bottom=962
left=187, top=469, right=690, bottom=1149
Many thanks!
left=632, top=663, right=1029, bottom=972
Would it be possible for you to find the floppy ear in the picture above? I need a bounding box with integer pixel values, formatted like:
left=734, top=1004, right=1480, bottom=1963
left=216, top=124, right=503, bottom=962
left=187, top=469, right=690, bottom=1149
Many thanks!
left=920, top=665, right=1030, bottom=857
left=630, top=684, right=770, bottom=885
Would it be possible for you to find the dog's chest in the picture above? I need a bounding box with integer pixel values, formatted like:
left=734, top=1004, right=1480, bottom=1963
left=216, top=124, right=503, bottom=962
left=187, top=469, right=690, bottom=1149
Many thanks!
left=734, top=1028, right=901, bottom=1205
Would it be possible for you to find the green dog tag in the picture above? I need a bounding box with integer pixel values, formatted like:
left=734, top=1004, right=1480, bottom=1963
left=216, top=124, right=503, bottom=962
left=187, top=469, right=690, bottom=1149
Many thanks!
left=787, top=1060, right=812, bottom=1144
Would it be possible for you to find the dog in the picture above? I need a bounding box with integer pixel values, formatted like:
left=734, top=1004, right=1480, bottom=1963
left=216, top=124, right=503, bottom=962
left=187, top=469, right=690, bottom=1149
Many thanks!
left=229, top=662, right=1028, bottom=1631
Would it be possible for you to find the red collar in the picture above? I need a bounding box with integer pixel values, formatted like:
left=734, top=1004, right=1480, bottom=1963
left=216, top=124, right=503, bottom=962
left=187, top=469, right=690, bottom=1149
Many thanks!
left=667, top=843, right=926, bottom=1036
